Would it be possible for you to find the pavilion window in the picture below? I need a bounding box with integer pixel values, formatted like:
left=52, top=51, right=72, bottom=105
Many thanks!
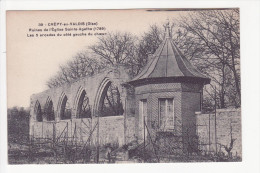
left=159, top=98, right=174, bottom=131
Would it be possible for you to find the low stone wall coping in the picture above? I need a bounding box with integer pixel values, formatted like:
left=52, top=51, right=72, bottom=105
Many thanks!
left=196, top=108, right=241, bottom=116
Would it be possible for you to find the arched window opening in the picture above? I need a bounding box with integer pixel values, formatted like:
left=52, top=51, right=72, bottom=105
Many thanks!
left=60, top=96, right=71, bottom=120
left=77, top=90, right=91, bottom=118
left=100, top=82, right=124, bottom=117
left=35, top=101, right=43, bottom=122
left=45, top=100, right=55, bottom=121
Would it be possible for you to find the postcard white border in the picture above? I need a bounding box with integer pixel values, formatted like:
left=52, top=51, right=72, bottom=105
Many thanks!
left=1, top=0, right=260, bottom=173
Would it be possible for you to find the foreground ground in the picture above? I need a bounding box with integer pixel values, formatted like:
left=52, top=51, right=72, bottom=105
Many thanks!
left=8, top=142, right=241, bottom=164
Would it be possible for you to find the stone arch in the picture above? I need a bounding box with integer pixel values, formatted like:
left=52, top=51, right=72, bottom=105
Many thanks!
left=34, top=100, right=43, bottom=122
left=58, top=92, right=71, bottom=120
left=74, top=87, right=91, bottom=118
left=93, top=77, right=124, bottom=117
left=44, top=97, right=55, bottom=121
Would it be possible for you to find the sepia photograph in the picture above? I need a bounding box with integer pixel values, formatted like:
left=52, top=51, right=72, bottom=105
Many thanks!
left=6, top=8, right=242, bottom=164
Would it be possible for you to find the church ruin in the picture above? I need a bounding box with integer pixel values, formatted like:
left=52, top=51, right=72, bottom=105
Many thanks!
left=30, top=24, right=211, bottom=155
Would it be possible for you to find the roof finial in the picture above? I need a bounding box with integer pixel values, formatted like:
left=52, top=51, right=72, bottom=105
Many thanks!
left=164, top=18, right=171, bottom=38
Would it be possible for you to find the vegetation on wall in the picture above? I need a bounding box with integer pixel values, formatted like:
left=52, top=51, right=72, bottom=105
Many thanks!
left=8, top=107, right=30, bottom=145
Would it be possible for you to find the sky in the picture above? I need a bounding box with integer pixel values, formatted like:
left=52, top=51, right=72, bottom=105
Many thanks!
left=7, top=9, right=189, bottom=108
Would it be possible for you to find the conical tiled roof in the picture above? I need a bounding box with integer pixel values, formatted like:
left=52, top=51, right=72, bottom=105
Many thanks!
left=127, top=24, right=210, bottom=86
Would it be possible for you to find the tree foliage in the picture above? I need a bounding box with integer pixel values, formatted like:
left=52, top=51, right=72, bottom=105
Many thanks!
left=178, top=9, right=240, bottom=108
left=89, top=32, right=137, bottom=65
left=133, top=24, right=164, bottom=76
left=46, top=52, right=104, bottom=88
left=8, top=107, right=30, bottom=144
left=46, top=9, right=240, bottom=109
left=131, top=10, right=240, bottom=109
left=89, top=32, right=139, bottom=77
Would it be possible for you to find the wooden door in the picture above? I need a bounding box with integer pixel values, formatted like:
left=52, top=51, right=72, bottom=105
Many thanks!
left=139, top=99, right=147, bottom=140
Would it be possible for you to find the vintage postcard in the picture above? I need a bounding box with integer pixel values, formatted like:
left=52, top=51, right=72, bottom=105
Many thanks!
left=6, top=9, right=241, bottom=164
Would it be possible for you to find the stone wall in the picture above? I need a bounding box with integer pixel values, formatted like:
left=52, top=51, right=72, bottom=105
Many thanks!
left=196, top=108, right=241, bottom=157
left=31, top=115, right=135, bottom=147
